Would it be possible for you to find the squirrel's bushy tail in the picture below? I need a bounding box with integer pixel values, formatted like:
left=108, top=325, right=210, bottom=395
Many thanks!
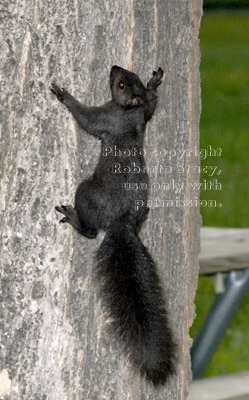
left=95, top=217, right=175, bottom=386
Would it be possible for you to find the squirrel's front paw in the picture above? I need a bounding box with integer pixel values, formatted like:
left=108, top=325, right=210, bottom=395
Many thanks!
left=50, top=84, right=70, bottom=103
left=147, top=68, right=164, bottom=90
left=55, top=205, right=76, bottom=223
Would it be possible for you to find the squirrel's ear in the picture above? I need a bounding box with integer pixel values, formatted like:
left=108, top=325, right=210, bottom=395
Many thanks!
left=111, top=65, right=121, bottom=72
left=110, top=65, right=121, bottom=87
left=110, top=65, right=122, bottom=77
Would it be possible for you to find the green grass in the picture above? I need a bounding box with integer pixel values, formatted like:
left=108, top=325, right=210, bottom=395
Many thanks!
left=190, top=13, right=249, bottom=377
left=199, top=13, right=249, bottom=227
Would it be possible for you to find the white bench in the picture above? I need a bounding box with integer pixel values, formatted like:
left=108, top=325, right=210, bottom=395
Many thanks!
left=199, top=227, right=249, bottom=275
left=189, top=228, right=249, bottom=398
left=188, top=370, right=249, bottom=400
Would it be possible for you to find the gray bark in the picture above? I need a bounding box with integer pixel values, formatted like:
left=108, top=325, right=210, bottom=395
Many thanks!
left=0, top=0, right=202, bottom=399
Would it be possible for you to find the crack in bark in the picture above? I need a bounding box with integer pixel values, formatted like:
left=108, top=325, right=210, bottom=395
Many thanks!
left=18, top=29, right=31, bottom=98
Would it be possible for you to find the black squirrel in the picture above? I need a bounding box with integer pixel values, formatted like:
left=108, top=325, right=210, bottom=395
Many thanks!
left=51, top=65, right=175, bottom=386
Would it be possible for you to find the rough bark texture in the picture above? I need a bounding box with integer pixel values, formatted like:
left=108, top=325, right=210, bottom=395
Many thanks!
left=0, top=0, right=202, bottom=399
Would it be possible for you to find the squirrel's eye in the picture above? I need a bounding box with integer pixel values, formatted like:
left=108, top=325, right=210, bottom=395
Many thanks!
left=119, top=81, right=125, bottom=89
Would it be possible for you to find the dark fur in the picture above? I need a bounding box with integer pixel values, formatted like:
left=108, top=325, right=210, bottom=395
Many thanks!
left=51, top=65, right=175, bottom=385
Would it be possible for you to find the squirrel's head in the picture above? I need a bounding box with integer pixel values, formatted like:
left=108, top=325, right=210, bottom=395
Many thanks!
left=110, top=65, right=146, bottom=107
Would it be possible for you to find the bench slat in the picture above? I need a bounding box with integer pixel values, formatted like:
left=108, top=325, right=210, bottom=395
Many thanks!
left=188, top=370, right=249, bottom=400
left=199, top=227, right=249, bottom=275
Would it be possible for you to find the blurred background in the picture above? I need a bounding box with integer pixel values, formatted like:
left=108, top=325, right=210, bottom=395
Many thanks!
left=190, top=0, right=249, bottom=377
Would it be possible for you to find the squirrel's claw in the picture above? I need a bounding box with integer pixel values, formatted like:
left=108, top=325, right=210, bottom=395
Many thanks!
left=50, top=84, right=68, bottom=102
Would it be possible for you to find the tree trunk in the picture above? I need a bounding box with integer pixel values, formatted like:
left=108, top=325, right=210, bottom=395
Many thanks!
left=0, top=1, right=202, bottom=399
